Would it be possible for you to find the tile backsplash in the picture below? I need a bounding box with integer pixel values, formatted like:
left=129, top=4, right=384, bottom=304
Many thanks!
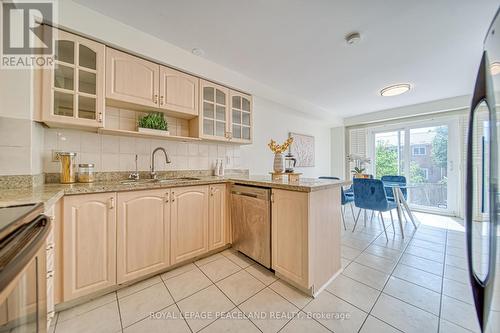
left=43, top=128, right=242, bottom=173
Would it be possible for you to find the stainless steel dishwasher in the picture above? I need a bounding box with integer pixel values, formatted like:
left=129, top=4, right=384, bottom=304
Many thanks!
left=231, top=184, right=271, bottom=268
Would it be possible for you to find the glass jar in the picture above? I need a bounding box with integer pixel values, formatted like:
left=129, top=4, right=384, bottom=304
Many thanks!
left=59, top=152, right=77, bottom=183
left=77, top=163, right=95, bottom=183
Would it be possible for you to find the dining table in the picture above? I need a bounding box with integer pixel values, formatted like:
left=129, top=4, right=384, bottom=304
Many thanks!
left=382, top=181, right=418, bottom=238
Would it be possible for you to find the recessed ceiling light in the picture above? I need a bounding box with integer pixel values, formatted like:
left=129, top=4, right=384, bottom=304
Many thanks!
left=191, top=48, right=205, bottom=56
left=491, top=62, right=500, bottom=75
left=345, top=32, right=361, bottom=45
left=380, top=84, right=411, bottom=97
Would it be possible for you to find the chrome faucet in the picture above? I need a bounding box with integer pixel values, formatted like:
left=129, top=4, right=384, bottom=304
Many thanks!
left=129, top=154, right=140, bottom=180
left=150, top=147, right=171, bottom=179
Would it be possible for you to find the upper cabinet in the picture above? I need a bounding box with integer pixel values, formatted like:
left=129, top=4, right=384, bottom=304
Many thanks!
left=195, top=81, right=253, bottom=143
left=41, top=27, right=105, bottom=128
left=230, top=91, right=252, bottom=143
left=106, top=48, right=199, bottom=118
left=106, top=48, right=159, bottom=108
left=198, top=80, right=230, bottom=141
left=159, top=66, right=199, bottom=116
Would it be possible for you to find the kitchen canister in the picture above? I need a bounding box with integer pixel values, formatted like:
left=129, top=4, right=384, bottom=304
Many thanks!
left=59, top=152, right=77, bottom=184
left=77, top=163, right=95, bottom=183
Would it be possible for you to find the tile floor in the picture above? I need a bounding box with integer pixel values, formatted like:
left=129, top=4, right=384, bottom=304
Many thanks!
left=50, top=210, right=499, bottom=333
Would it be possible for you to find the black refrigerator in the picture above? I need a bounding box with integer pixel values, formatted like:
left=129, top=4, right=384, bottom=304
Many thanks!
left=466, top=7, right=500, bottom=333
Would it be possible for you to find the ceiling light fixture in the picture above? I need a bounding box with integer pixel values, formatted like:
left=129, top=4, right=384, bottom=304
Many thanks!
left=380, top=83, right=411, bottom=97
left=191, top=48, right=205, bottom=57
left=345, top=32, right=361, bottom=45
left=491, top=62, right=500, bottom=75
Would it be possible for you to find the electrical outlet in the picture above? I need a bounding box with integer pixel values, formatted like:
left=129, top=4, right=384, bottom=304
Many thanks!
left=52, top=150, right=62, bottom=162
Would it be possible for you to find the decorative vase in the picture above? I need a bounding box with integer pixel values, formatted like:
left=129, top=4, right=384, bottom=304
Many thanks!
left=273, top=153, right=284, bottom=173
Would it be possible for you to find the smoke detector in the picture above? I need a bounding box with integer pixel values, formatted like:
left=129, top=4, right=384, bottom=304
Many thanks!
left=191, top=48, right=205, bottom=56
left=345, top=32, right=361, bottom=45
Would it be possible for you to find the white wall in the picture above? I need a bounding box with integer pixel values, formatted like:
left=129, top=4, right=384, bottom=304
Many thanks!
left=241, top=97, right=331, bottom=177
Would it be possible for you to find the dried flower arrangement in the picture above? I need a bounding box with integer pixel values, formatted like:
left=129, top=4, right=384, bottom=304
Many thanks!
left=268, top=137, right=294, bottom=154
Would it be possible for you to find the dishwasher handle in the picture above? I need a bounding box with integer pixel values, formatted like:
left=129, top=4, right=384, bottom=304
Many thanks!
left=231, top=191, right=259, bottom=198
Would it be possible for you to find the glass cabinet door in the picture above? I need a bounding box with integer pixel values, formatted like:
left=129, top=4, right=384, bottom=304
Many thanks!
left=201, top=81, right=229, bottom=140
left=47, top=28, right=104, bottom=127
left=230, top=92, right=252, bottom=142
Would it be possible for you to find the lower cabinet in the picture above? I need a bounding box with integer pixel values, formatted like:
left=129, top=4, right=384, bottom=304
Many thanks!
left=170, top=186, right=209, bottom=264
left=116, top=189, right=170, bottom=284
left=59, top=184, right=226, bottom=302
left=271, top=189, right=309, bottom=288
left=208, top=184, right=227, bottom=250
left=63, top=193, right=117, bottom=301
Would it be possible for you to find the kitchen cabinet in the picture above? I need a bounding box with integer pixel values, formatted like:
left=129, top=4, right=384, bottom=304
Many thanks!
left=41, top=27, right=105, bottom=128
left=208, top=184, right=227, bottom=250
left=159, top=66, right=199, bottom=116
left=116, top=189, right=170, bottom=284
left=106, top=48, right=159, bottom=108
left=230, top=91, right=253, bottom=143
left=106, top=49, right=199, bottom=118
left=62, top=193, right=117, bottom=301
left=271, top=189, right=309, bottom=288
left=170, top=186, right=209, bottom=264
left=198, top=80, right=230, bottom=141
left=271, top=188, right=342, bottom=294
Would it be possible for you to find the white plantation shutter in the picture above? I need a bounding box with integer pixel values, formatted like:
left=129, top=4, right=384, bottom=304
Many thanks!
left=348, top=128, right=368, bottom=175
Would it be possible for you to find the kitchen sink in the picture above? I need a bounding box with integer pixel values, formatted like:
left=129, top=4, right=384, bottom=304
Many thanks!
left=157, top=177, right=201, bottom=183
left=119, top=179, right=157, bottom=185
left=120, top=177, right=201, bottom=185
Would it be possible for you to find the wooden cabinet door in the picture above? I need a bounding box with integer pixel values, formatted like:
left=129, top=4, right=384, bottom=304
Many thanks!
left=159, top=66, right=199, bottom=116
left=208, top=184, right=227, bottom=250
left=229, top=90, right=253, bottom=143
left=42, top=27, right=105, bottom=128
left=271, top=189, right=309, bottom=288
left=106, top=48, right=159, bottom=108
left=63, top=193, right=116, bottom=301
left=116, top=189, right=170, bottom=284
left=170, top=186, right=209, bottom=264
left=199, top=80, right=230, bottom=141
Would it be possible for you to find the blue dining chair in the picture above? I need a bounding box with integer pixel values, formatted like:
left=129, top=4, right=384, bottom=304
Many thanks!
left=319, top=176, right=354, bottom=230
left=352, top=178, right=398, bottom=240
left=381, top=175, right=407, bottom=200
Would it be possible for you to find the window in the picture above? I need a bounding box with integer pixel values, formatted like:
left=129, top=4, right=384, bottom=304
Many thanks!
left=421, top=168, right=429, bottom=180
left=412, top=146, right=426, bottom=156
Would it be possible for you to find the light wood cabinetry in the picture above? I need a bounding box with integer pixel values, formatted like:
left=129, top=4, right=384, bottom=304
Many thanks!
left=208, top=184, right=227, bottom=250
left=195, top=80, right=230, bottom=141
left=106, top=48, right=159, bottom=108
left=170, top=186, right=209, bottom=264
left=271, top=189, right=309, bottom=287
left=62, top=193, right=117, bottom=301
left=41, top=27, right=105, bottom=128
left=159, top=66, right=199, bottom=116
left=229, top=91, right=253, bottom=143
left=271, top=188, right=342, bottom=294
left=116, top=189, right=170, bottom=284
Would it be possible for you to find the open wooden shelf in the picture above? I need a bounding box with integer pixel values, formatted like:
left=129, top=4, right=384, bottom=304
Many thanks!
left=98, top=128, right=202, bottom=142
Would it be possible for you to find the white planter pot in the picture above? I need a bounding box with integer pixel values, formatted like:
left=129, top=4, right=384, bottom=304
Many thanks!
left=138, top=128, right=170, bottom=136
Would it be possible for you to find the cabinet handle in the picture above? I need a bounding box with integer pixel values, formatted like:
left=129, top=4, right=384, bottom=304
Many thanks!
left=97, top=111, right=103, bottom=123
left=153, top=94, right=158, bottom=104
left=160, top=96, right=164, bottom=106
left=171, top=192, right=175, bottom=202
left=109, top=197, right=115, bottom=209
left=210, top=187, right=214, bottom=196
left=271, top=193, right=275, bottom=203
left=165, top=192, right=169, bottom=203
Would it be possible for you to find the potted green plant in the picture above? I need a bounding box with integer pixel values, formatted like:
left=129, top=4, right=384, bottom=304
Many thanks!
left=137, top=112, right=169, bottom=136
left=351, top=167, right=368, bottom=178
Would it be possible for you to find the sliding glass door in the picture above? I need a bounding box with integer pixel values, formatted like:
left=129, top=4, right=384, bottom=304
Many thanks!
left=370, top=119, right=459, bottom=215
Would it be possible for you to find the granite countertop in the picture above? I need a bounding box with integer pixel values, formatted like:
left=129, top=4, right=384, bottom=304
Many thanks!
left=0, top=175, right=349, bottom=209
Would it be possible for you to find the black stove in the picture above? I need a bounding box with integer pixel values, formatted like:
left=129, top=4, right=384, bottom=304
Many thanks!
left=0, top=203, right=44, bottom=241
